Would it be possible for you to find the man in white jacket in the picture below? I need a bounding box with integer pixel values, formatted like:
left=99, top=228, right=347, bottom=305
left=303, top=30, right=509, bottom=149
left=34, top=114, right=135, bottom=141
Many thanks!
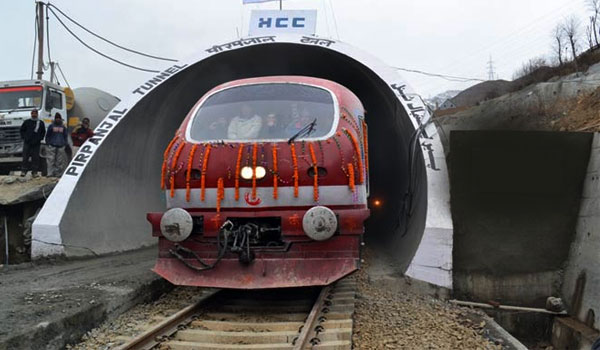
left=227, top=104, right=262, bottom=140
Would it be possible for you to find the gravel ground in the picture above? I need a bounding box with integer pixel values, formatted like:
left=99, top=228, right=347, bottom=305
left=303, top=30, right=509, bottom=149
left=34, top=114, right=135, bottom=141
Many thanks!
left=67, top=250, right=504, bottom=350
left=352, top=251, right=500, bottom=350
left=67, top=287, right=204, bottom=350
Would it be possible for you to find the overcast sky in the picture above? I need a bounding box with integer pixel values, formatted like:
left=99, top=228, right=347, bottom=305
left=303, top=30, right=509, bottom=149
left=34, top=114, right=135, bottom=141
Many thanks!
left=0, top=0, right=591, bottom=99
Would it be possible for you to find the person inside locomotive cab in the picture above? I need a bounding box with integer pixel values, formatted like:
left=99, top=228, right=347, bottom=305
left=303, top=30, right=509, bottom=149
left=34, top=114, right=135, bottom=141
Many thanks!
left=195, top=115, right=225, bottom=139
left=285, top=106, right=314, bottom=136
left=227, top=104, right=262, bottom=140
left=208, top=116, right=228, bottom=139
left=261, top=113, right=282, bottom=138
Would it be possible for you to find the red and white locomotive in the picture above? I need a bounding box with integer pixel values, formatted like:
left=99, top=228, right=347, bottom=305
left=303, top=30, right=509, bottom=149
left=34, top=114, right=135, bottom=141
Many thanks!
left=147, top=76, right=370, bottom=289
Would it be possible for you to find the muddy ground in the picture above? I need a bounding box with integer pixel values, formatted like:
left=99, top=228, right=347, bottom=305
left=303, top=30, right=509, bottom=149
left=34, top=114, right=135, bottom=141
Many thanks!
left=0, top=247, right=169, bottom=349
left=0, top=175, right=58, bottom=205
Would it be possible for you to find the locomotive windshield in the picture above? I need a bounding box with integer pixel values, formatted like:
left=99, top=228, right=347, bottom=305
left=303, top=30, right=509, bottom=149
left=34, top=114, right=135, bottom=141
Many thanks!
left=188, top=83, right=336, bottom=142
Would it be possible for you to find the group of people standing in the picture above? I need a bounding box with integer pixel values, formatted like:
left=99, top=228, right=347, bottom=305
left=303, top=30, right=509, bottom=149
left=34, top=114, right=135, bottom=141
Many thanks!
left=19, top=109, right=94, bottom=178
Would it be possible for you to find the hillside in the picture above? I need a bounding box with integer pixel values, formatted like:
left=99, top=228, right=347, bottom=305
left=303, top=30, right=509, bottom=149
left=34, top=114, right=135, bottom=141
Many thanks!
left=554, top=86, right=600, bottom=132
left=450, top=80, right=513, bottom=108
left=435, top=61, right=600, bottom=149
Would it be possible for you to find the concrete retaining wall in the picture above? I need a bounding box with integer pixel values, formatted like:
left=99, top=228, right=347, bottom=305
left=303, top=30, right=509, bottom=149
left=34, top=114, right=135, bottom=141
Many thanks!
left=451, top=130, right=592, bottom=306
left=562, top=132, right=600, bottom=331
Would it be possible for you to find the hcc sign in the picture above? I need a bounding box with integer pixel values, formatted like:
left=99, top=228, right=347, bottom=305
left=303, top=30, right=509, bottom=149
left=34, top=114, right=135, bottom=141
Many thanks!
left=249, top=10, right=317, bottom=36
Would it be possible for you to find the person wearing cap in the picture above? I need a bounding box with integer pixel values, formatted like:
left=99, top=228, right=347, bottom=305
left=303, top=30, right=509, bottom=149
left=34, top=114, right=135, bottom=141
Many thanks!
left=45, top=112, right=69, bottom=177
left=71, top=117, right=94, bottom=154
left=19, top=109, right=46, bottom=178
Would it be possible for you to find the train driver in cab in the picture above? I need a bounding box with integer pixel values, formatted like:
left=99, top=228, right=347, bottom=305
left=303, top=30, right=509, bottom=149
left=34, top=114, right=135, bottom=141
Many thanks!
left=227, top=104, right=262, bottom=140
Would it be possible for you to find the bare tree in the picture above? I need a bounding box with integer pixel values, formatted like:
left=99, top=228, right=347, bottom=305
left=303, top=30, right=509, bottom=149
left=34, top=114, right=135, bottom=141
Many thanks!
left=513, top=56, right=547, bottom=79
left=587, top=0, right=600, bottom=46
left=561, top=15, right=581, bottom=67
left=587, top=22, right=595, bottom=50
left=552, top=24, right=565, bottom=65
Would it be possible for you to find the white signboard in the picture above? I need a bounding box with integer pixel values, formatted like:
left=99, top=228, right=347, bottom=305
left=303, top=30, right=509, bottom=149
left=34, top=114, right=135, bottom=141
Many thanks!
left=249, top=10, right=317, bottom=36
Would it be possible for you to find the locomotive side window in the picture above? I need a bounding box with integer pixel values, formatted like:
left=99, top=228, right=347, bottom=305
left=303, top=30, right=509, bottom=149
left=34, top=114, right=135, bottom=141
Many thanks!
left=188, top=83, right=336, bottom=142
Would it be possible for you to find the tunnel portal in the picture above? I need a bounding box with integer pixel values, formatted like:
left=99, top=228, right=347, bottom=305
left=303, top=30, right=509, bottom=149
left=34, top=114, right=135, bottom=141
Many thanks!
left=32, top=35, right=452, bottom=286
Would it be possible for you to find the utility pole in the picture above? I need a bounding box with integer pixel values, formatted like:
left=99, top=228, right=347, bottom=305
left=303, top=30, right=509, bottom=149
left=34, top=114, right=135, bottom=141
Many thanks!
left=279, top=0, right=282, bottom=10
left=36, top=1, right=45, bottom=80
left=487, top=55, right=496, bottom=80
left=49, top=62, right=56, bottom=83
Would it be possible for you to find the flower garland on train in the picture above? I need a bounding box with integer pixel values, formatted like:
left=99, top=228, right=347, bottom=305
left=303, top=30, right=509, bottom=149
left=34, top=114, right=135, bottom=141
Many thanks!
left=160, top=111, right=367, bottom=208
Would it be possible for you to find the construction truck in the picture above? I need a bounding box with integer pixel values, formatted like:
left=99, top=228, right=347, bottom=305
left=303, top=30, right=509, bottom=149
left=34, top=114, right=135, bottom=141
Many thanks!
left=0, top=79, right=119, bottom=168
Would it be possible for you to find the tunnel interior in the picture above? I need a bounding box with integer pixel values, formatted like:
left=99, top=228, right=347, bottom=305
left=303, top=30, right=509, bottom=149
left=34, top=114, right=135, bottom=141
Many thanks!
left=60, top=43, right=427, bottom=270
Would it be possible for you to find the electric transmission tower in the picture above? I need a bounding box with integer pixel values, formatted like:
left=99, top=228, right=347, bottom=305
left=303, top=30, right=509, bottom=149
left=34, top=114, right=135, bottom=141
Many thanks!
left=487, top=55, right=496, bottom=80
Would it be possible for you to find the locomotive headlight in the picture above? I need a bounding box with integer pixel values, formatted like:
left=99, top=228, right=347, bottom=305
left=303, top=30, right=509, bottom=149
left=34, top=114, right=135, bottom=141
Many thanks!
left=160, top=208, right=193, bottom=242
left=240, top=166, right=266, bottom=179
left=302, top=206, right=338, bottom=241
left=255, top=166, right=266, bottom=179
left=241, top=166, right=253, bottom=180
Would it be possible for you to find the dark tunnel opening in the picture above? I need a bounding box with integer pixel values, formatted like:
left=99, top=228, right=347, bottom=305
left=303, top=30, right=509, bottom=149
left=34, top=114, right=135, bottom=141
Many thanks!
left=60, top=43, right=427, bottom=271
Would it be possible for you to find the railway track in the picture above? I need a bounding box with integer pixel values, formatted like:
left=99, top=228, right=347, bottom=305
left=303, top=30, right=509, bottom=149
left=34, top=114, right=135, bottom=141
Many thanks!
left=117, top=278, right=356, bottom=350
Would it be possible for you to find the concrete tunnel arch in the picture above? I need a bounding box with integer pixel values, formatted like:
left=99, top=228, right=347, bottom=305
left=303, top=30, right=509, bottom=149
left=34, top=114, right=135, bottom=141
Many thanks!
left=32, top=34, right=453, bottom=288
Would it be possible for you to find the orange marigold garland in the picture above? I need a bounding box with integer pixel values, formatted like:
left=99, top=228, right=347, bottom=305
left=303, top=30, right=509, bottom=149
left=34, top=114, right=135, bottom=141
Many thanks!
left=234, top=143, right=244, bottom=201
left=347, top=163, right=355, bottom=192
left=361, top=120, right=369, bottom=172
left=200, top=144, right=212, bottom=201
left=185, top=144, right=198, bottom=202
left=308, top=143, right=319, bottom=202
left=164, top=135, right=178, bottom=159
left=252, top=143, right=258, bottom=200
left=344, top=128, right=364, bottom=184
left=169, top=142, right=186, bottom=198
left=272, top=145, right=278, bottom=199
left=161, top=136, right=179, bottom=190
left=290, top=143, right=299, bottom=197
left=216, top=177, right=224, bottom=213
left=341, top=109, right=361, bottom=135
left=161, top=161, right=168, bottom=190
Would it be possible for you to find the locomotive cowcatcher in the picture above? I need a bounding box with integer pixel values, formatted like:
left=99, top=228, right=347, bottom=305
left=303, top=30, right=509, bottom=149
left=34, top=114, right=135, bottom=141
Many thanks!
left=147, top=76, right=370, bottom=289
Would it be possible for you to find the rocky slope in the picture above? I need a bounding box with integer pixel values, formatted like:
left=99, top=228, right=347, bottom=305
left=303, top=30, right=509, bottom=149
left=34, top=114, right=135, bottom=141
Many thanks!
left=435, top=62, right=600, bottom=149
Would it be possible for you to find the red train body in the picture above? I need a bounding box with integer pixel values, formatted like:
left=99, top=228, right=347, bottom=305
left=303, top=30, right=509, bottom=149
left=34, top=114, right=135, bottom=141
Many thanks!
left=147, top=76, right=370, bottom=289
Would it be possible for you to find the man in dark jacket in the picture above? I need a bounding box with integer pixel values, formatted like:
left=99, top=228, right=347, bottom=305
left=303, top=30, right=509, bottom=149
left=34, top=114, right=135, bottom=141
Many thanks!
left=45, top=113, right=69, bottom=177
left=19, top=109, right=46, bottom=177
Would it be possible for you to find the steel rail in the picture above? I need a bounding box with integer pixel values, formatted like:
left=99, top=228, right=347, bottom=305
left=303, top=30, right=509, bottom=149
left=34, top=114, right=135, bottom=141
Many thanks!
left=116, top=279, right=355, bottom=350
left=293, top=285, right=332, bottom=350
left=117, top=289, right=219, bottom=350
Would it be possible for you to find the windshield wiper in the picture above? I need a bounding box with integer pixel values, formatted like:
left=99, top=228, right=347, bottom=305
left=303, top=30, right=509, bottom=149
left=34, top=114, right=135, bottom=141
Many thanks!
left=287, top=118, right=317, bottom=144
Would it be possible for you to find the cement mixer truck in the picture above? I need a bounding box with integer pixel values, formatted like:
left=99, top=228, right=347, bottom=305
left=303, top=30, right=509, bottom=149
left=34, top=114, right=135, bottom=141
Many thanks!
left=0, top=79, right=119, bottom=167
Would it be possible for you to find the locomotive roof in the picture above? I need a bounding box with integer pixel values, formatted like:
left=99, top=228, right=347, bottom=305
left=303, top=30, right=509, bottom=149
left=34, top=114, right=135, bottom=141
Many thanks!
left=208, top=76, right=353, bottom=98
